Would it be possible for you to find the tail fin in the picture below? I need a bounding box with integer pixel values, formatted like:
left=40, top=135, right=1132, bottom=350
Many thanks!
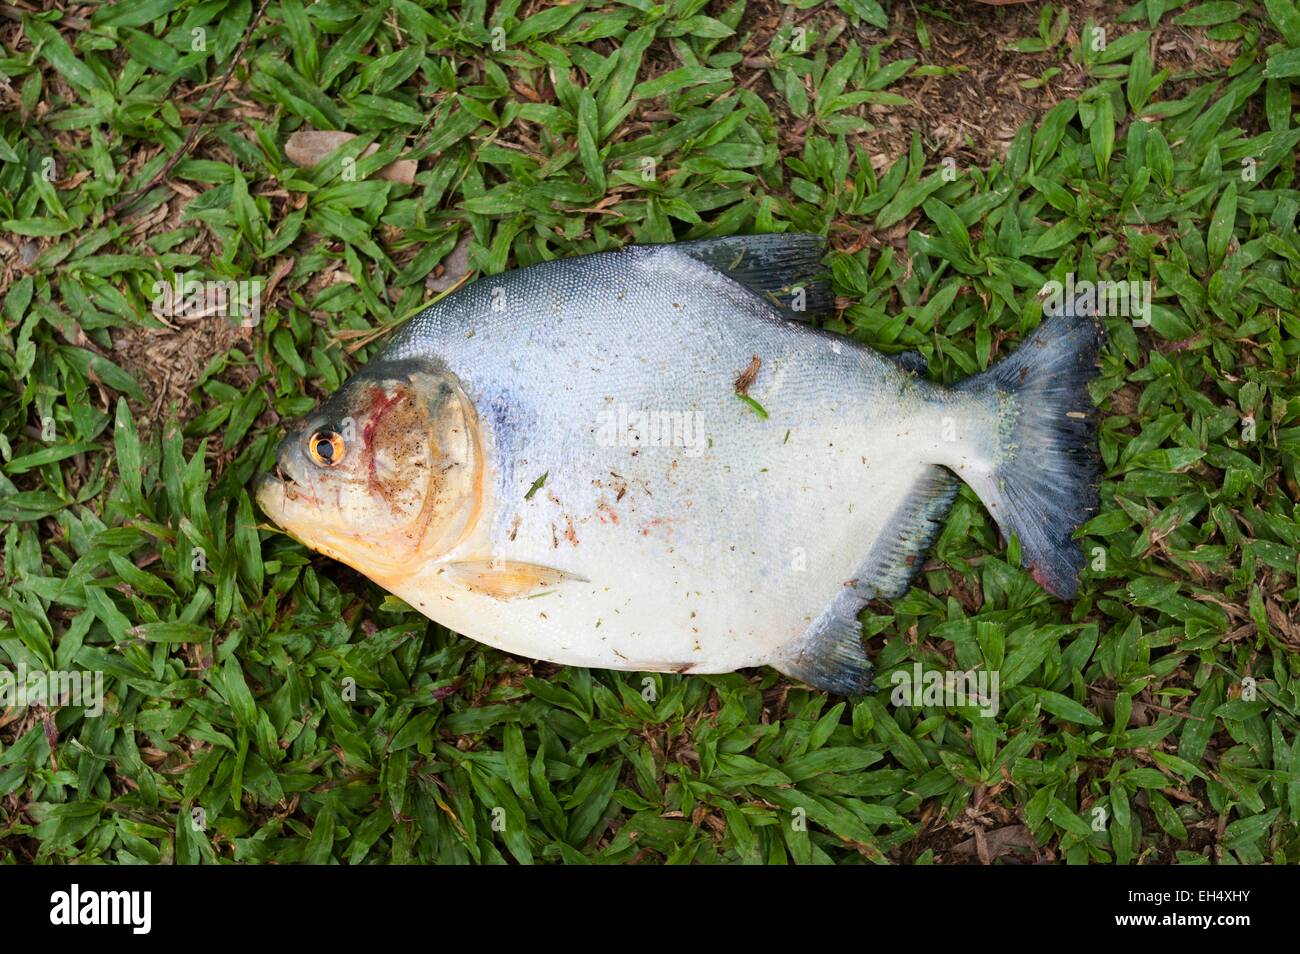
left=955, top=299, right=1105, bottom=598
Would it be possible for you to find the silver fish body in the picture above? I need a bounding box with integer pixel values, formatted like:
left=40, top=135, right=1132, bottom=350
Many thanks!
left=257, top=235, right=1102, bottom=693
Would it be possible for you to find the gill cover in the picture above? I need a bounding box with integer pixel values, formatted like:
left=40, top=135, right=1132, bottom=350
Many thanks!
left=256, top=360, right=481, bottom=582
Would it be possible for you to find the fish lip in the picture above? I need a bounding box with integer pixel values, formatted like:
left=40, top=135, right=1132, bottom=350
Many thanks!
left=273, top=431, right=301, bottom=475
left=254, top=438, right=317, bottom=517
left=257, top=468, right=316, bottom=509
left=269, top=431, right=318, bottom=501
left=253, top=471, right=285, bottom=519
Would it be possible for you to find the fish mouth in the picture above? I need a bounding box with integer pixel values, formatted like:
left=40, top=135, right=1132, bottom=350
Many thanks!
left=254, top=470, right=288, bottom=522
left=260, top=433, right=321, bottom=503
left=255, top=457, right=319, bottom=523
left=270, top=463, right=307, bottom=498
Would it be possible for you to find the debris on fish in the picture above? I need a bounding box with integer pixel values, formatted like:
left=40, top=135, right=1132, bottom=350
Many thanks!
left=256, top=234, right=1103, bottom=695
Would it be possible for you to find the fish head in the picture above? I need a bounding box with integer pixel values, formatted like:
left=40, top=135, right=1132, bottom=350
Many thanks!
left=255, top=359, right=481, bottom=582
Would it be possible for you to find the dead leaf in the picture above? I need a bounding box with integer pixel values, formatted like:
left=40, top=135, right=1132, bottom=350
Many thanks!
left=426, top=232, right=473, bottom=292
left=284, top=129, right=417, bottom=184
left=952, top=825, right=1036, bottom=862
left=734, top=355, right=761, bottom=395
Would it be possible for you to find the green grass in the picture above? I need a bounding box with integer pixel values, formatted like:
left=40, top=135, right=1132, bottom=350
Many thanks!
left=2, top=0, right=1299, bottom=864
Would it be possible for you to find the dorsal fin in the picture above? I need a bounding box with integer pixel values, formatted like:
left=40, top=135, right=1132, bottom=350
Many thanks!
left=889, top=350, right=928, bottom=376
left=671, top=234, right=833, bottom=322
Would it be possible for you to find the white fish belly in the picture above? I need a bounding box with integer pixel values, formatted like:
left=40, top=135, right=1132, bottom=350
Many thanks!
left=403, top=392, right=935, bottom=672
left=395, top=441, right=931, bottom=672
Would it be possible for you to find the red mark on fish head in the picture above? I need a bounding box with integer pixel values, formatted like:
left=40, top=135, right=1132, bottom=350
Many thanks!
left=361, top=385, right=406, bottom=491
left=362, top=385, right=404, bottom=449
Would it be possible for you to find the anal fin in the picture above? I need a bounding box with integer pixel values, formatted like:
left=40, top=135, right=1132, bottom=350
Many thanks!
left=775, top=466, right=959, bottom=695
left=777, top=607, right=875, bottom=696
left=852, top=465, right=960, bottom=600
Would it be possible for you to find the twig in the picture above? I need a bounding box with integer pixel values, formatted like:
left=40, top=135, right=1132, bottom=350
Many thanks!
left=104, top=0, right=270, bottom=220
left=331, top=269, right=475, bottom=355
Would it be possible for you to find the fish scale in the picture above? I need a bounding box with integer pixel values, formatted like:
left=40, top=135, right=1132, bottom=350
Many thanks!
left=257, top=234, right=1104, bottom=693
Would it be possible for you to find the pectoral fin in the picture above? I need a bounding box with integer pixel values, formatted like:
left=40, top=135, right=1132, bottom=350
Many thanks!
left=440, top=560, right=586, bottom=599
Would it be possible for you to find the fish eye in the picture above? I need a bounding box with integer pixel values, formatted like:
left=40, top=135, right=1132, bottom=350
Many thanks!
left=308, top=429, right=346, bottom=467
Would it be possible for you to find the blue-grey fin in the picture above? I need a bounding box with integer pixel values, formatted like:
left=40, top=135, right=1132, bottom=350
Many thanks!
left=777, top=613, right=874, bottom=696
left=954, top=292, right=1104, bottom=598
left=672, top=233, right=833, bottom=322
left=775, top=466, right=960, bottom=696
left=854, top=465, right=960, bottom=599
left=889, top=350, right=928, bottom=376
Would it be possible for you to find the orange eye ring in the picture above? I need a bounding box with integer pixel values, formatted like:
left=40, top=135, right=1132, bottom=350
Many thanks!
left=308, top=430, right=346, bottom=467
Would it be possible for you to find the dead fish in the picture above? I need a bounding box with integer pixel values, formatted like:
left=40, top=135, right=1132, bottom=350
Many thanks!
left=256, top=234, right=1103, bottom=694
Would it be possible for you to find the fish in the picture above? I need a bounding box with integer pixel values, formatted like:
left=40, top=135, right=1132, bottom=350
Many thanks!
left=255, top=234, right=1103, bottom=695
